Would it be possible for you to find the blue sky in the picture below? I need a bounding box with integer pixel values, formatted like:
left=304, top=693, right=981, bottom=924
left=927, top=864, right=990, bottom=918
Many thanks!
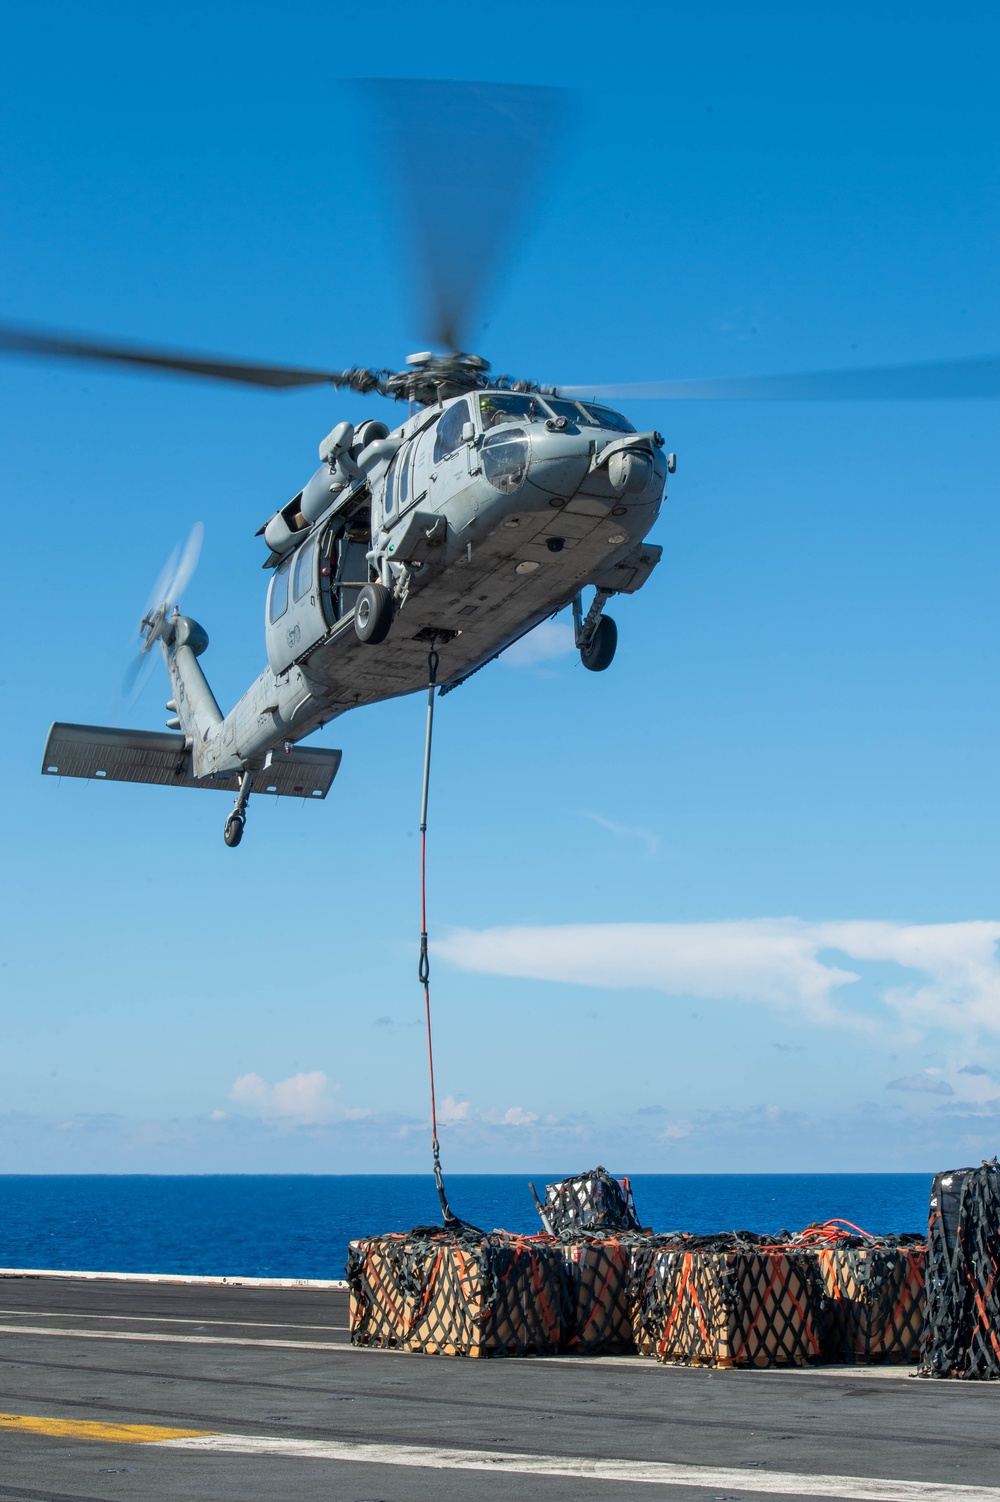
left=1, top=0, right=998, bottom=1174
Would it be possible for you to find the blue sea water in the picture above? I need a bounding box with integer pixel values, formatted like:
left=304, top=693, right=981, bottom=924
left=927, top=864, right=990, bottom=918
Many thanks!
left=0, top=1174, right=931, bottom=1280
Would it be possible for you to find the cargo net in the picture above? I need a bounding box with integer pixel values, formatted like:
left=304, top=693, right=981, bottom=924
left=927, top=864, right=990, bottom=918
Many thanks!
left=346, top=1228, right=570, bottom=1358
left=780, top=1221, right=925, bottom=1364
left=630, top=1236, right=823, bottom=1368
left=558, top=1235, right=647, bottom=1354
left=628, top=1226, right=925, bottom=1368
left=346, top=1207, right=928, bottom=1367
left=532, top=1166, right=641, bottom=1235
left=923, top=1161, right=1000, bottom=1379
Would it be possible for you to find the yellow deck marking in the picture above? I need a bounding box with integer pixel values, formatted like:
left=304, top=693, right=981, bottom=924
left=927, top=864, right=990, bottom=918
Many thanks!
left=0, top=1413, right=213, bottom=1444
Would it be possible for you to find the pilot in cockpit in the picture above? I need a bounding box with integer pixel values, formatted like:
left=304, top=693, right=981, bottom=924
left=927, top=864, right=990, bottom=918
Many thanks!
left=479, top=393, right=547, bottom=429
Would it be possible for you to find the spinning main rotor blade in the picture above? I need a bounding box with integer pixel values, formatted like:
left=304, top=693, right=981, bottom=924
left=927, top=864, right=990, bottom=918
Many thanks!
left=0, top=323, right=379, bottom=391
left=561, top=355, right=1000, bottom=403
left=357, top=78, right=569, bottom=353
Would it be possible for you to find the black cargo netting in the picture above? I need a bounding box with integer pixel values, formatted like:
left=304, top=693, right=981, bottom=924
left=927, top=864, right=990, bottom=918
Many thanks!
left=347, top=1229, right=570, bottom=1358
left=630, top=1242, right=822, bottom=1367
left=922, top=1161, right=1000, bottom=1380
left=814, top=1245, right=925, bottom=1363
left=346, top=1197, right=930, bottom=1367
left=729, top=1250, right=823, bottom=1366
left=532, top=1166, right=641, bottom=1234
left=558, top=1235, right=648, bottom=1353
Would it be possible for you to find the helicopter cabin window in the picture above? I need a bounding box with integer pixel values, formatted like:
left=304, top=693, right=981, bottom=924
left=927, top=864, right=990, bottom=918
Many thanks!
left=479, top=392, right=548, bottom=429
left=397, top=443, right=410, bottom=509
left=268, top=560, right=290, bottom=623
left=580, top=402, right=635, bottom=434
left=432, top=398, right=471, bottom=464
left=383, top=455, right=399, bottom=516
left=292, top=537, right=315, bottom=602
left=482, top=426, right=528, bottom=494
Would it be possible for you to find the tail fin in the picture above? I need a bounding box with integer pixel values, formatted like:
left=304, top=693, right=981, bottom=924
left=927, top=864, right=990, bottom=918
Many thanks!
left=161, top=615, right=223, bottom=767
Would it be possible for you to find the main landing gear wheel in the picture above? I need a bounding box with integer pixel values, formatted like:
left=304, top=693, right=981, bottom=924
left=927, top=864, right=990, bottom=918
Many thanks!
left=581, top=614, right=618, bottom=672
left=223, top=813, right=245, bottom=847
left=223, top=769, right=253, bottom=847
left=355, top=582, right=393, bottom=644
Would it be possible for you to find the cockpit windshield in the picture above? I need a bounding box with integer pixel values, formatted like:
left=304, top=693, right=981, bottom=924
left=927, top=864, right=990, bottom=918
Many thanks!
left=542, top=397, right=599, bottom=426
left=476, top=391, right=636, bottom=434
left=579, top=402, right=635, bottom=433
left=477, top=391, right=636, bottom=434
left=478, top=392, right=550, bottom=428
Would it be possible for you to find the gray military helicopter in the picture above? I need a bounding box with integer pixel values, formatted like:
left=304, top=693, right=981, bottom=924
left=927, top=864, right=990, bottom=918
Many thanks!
left=7, top=80, right=999, bottom=846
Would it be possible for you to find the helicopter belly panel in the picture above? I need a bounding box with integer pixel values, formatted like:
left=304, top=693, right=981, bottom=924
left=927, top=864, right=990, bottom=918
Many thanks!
left=299, top=533, right=642, bottom=703
left=285, top=448, right=665, bottom=719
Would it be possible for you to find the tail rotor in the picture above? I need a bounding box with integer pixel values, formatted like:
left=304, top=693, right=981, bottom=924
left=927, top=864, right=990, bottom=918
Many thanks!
left=121, top=522, right=204, bottom=707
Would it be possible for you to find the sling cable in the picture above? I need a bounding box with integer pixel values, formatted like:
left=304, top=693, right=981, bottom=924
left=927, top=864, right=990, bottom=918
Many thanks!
left=417, top=643, right=465, bottom=1229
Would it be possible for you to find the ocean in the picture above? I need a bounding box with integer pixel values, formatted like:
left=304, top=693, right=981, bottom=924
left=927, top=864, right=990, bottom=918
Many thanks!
left=0, top=1174, right=931, bottom=1280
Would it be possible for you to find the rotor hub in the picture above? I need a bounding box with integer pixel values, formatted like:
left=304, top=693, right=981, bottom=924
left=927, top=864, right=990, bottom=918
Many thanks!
left=383, top=351, right=556, bottom=406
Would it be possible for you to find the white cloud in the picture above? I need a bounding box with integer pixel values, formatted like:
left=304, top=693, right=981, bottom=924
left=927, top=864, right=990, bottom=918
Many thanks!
left=437, top=1095, right=539, bottom=1128
left=501, top=619, right=575, bottom=668
left=435, top=919, right=1000, bottom=1037
left=437, top=1094, right=472, bottom=1125
left=229, top=1071, right=368, bottom=1126
left=499, top=1106, right=539, bottom=1126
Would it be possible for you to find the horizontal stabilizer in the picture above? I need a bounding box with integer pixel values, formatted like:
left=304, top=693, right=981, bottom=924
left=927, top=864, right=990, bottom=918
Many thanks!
left=41, top=724, right=342, bottom=800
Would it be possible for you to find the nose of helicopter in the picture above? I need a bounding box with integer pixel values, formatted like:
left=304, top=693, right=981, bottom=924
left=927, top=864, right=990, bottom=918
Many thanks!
left=523, top=421, right=597, bottom=499
left=524, top=420, right=667, bottom=507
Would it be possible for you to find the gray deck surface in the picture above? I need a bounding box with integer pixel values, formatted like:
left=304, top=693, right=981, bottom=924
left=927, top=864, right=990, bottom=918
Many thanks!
left=0, top=1274, right=997, bottom=1502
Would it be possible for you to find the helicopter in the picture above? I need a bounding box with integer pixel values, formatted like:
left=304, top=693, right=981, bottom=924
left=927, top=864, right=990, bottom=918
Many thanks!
left=8, top=79, right=1000, bottom=847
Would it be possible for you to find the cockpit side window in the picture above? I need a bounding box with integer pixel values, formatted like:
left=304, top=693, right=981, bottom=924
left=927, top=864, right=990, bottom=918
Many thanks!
left=268, top=560, right=290, bottom=623
left=478, top=392, right=549, bottom=429
left=432, top=398, right=471, bottom=464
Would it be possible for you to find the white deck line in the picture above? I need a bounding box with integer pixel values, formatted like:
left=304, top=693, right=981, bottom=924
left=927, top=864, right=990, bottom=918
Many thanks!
left=0, top=1325, right=931, bottom=1375
left=157, top=1434, right=1000, bottom=1501
left=0, top=1324, right=346, bottom=1352
left=0, top=1267, right=347, bottom=1290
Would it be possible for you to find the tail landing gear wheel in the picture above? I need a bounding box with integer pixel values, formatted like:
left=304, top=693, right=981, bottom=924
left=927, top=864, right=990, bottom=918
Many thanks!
left=223, top=814, right=245, bottom=847
left=355, top=582, right=393, bottom=644
left=581, top=614, right=617, bottom=672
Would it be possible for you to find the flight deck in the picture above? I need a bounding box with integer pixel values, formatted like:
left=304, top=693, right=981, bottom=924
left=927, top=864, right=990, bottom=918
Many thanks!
left=0, top=1272, right=998, bottom=1502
